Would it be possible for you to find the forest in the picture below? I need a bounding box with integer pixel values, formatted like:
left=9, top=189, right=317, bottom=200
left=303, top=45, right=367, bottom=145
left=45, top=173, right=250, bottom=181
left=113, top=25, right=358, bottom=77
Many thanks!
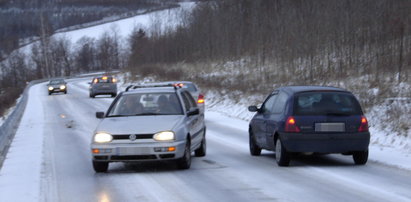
left=1, top=0, right=411, bottom=134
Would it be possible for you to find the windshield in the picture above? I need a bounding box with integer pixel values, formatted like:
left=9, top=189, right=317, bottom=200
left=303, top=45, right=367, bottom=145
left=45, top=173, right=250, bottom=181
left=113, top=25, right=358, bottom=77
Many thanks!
left=293, top=92, right=362, bottom=116
left=107, top=92, right=183, bottom=117
left=49, top=80, right=64, bottom=85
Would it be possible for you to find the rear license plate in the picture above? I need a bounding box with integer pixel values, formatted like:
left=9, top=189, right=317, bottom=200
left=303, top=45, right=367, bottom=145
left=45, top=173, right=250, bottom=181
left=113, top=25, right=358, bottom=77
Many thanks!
left=315, top=123, right=345, bottom=132
left=117, top=147, right=150, bottom=155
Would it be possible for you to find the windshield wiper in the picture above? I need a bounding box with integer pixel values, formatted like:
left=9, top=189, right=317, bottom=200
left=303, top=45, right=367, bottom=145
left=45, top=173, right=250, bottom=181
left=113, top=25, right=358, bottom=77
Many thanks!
left=106, top=115, right=133, bottom=117
left=134, top=112, right=163, bottom=116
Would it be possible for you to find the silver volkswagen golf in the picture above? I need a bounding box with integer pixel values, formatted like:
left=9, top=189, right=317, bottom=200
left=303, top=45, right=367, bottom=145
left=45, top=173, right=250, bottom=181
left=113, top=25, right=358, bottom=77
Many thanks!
left=91, top=84, right=206, bottom=172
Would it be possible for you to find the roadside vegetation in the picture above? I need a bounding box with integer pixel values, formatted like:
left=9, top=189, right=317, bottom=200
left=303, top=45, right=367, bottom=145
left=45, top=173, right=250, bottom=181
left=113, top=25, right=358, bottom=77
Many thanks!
left=1, top=0, right=410, bottom=138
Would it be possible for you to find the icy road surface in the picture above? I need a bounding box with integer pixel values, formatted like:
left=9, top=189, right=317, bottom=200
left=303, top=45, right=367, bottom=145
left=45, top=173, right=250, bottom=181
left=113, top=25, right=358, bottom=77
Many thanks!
left=1, top=78, right=411, bottom=202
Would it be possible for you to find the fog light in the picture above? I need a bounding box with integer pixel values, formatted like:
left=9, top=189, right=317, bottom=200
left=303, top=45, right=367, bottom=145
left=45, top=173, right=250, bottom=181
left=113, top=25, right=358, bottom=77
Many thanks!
left=154, top=147, right=176, bottom=152
left=92, top=149, right=100, bottom=154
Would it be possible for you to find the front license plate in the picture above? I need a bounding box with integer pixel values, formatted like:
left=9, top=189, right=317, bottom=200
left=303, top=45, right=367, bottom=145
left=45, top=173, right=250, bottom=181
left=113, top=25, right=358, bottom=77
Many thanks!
left=117, top=147, right=150, bottom=155
left=315, top=123, right=345, bottom=132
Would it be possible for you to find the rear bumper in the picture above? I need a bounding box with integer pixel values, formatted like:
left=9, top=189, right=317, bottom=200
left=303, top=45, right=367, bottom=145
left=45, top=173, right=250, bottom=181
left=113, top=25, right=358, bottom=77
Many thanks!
left=90, top=88, right=117, bottom=95
left=91, top=140, right=186, bottom=162
left=279, top=132, right=370, bottom=153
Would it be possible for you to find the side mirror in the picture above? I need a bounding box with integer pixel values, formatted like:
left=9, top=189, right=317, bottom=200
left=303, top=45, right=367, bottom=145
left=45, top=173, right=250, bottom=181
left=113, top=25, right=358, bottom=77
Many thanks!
left=96, top=112, right=105, bottom=119
left=248, top=105, right=259, bottom=112
left=187, top=107, right=200, bottom=116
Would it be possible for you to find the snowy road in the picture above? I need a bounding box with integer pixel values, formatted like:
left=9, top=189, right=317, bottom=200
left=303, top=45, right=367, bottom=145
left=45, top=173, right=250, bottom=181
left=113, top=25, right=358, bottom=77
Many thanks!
left=1, top=78, right=411, bottom=202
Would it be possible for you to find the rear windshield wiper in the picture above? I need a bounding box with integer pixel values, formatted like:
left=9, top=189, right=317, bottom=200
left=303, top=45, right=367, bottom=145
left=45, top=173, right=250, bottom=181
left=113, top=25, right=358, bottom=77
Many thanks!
left=325, top=112, right=351, bottom=116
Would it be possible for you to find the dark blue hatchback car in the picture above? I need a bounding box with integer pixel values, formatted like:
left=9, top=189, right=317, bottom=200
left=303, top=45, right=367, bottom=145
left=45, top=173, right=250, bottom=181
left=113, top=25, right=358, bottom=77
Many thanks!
left=248, top=86, right=370, bottom=166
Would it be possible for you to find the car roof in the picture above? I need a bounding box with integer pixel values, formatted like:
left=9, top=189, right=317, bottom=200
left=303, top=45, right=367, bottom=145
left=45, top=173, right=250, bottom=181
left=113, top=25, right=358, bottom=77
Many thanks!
left=277, top=86, right=349, bottom=94
left=122, top=86, right=180, bottom=95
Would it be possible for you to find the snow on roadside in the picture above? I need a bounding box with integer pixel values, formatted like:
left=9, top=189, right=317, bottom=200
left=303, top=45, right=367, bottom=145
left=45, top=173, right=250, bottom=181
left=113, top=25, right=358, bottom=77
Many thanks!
left=0, top=84, right=44, bottom=201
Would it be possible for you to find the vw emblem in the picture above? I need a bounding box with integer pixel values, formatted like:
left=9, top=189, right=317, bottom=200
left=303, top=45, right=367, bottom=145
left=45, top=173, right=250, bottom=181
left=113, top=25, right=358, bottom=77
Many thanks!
left=129, top=134, right=137, bottom=141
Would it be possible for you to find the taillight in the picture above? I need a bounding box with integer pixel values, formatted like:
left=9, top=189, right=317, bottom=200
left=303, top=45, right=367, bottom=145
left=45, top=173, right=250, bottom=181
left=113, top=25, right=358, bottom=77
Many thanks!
left=285, top=116, right=300, bottom=133
left=197, top=94, right=205, bottom=104
left=358, top=116, right=369, bottom=132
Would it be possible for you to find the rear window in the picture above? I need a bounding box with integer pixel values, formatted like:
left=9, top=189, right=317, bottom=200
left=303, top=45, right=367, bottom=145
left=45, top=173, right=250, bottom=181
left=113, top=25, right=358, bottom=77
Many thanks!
left=293, top=92, right=362, bottom=115
left=180, top=83, right=197, bottom=93
left=93, top=77, right=114, bottom=83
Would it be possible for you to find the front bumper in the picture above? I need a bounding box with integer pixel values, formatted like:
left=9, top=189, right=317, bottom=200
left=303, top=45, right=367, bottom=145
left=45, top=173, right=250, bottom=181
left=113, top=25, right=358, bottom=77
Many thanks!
left=279, top=132, right=370, bottom=153
left=91, top=140, right=186, bottom=162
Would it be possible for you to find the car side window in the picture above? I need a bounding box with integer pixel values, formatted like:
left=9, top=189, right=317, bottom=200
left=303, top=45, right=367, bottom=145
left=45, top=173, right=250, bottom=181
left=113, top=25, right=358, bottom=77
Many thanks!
left=262, top=94, right=278, bottom=114
left=272, top=92, right=288, bottom=114
left=180, top=92, right=192, bottom=111
left=183, top=91, right=197, bottom=108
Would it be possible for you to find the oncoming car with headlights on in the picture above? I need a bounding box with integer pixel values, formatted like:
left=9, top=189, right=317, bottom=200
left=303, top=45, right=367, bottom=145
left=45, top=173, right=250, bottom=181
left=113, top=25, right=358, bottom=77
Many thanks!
left=91, top=84, right=206, bottom=172
left=47, top=79, right=67, bottom=95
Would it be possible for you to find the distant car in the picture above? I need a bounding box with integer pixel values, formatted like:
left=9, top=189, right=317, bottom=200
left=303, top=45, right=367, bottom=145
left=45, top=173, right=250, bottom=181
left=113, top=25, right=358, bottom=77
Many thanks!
left=144, top=81, right=205, bottom=114
left=91, top=84, right=206, bottom=172
left=89, top=76, right=117, bottom=98
left=248, top=86, right=370, bottom=166
left=47, top=79, right=67, bottom=95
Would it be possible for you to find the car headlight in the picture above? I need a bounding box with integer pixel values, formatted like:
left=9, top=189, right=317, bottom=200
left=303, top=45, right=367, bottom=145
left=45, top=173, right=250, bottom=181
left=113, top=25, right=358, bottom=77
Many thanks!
left=60, top=85, right=66, bottom=90
left=48, top=86, right=54, bottom=91
left=153, top=131, right=175, bottom=141
left=94, top=132, right=113, bottom=143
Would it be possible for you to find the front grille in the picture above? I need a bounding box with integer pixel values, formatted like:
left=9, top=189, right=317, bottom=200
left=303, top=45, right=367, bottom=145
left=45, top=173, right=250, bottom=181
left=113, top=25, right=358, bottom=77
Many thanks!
left=112, top=134, right=154, bottom=140
left=94, top=156, right=108, bottom=160
left=111, top=155, right=157, bottom=160
left=159, top=154, right=175, bottom=159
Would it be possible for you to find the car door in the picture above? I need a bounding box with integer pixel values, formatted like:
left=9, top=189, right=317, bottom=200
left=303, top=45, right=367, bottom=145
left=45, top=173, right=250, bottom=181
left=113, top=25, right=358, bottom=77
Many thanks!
left=181, top=91, right=202, bottom=149
left=252, top=92, right=278, bottom=149
left=265, top=91, right=289, bottom=150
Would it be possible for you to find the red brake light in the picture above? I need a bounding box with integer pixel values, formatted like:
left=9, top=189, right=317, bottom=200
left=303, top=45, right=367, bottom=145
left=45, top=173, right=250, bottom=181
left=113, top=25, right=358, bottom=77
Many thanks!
left=358, top=116, right=369, bottom=132
left=197, top=94, right=205, bottom=104
left=285, top=116, right=300, bottom=132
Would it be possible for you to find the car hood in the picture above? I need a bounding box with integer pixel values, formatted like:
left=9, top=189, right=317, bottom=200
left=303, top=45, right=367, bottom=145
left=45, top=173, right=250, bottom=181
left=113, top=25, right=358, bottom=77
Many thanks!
left=95, top=115, right=185, bottom=134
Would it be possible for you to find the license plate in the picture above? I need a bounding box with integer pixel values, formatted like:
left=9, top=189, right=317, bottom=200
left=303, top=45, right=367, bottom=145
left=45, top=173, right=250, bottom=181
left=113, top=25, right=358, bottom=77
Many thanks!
left=117, top=147, right=150, bottom=155
left=315, top=123, right=345, bottom=132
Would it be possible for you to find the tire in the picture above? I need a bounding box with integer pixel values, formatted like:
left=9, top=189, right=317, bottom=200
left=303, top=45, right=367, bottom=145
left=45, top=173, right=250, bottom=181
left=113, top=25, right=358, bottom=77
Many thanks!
left=48, top=92, right=52, bottom=95
left=64, top=90, right=67, bottom=94
left=249, top=130, right=261, bottom=156
left=275, top=138, right=290, bottom=166
left=93, top=161, right=109, bottom=172
left=195, top=132, right=206, bottom=157
left=177, top=139, right=191, bottom=169
left=90, top=93, right=95, bottom=98
left=353, top=150, right=368, bottom=165
left=111, top=93, right=117, bottom=97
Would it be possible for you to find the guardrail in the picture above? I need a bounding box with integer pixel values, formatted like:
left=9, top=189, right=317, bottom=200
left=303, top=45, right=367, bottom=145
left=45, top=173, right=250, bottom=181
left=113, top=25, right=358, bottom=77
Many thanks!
left=0, top=80, right=43, bottom=168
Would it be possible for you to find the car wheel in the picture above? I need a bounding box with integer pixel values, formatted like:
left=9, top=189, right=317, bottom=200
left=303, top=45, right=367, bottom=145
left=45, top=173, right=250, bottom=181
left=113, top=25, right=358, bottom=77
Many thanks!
left=93, top=161, right=109, bottom=172
left=48, top=92, right=52, bottom=95
left=275, top=138, right=290, bottom=166
left=90, top=93, right=95, bottom=98
left=195, top=133, right=206, bottom=157
left=64, top=90, right=67, bottom=94
left=249, top=130, right=261, bottom=156
left=111, top=93, right=117, bottom=97
left=353, top=150, right=368, bottom=165
left=177, top=138, right=191, bottom=169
